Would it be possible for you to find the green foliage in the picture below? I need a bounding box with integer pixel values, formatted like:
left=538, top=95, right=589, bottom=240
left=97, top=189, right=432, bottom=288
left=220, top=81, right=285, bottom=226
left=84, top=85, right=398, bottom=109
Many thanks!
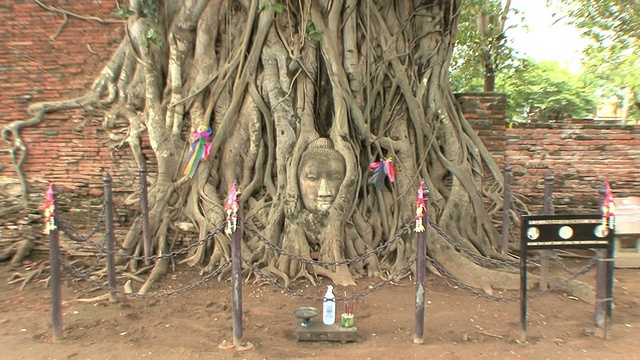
left=138, top=0, right=160, bottom=18
left=552, top=0, right=640, bottom=121
left=114, top=7, right=136, bottom=18
left=452, top=1, right=600, bottom=123
left=113, top=0, right=160, bottom=19
left=553, top=0, right=639, bottom=51
left=260, top=1, right=285, bottom=13
left=450, top=0, right=521, bottom=92
left=141, top=27, right=163, bottom=48
left=498, top=60, right=595, bottom=122
left=306, top=21, right=323, bottom=41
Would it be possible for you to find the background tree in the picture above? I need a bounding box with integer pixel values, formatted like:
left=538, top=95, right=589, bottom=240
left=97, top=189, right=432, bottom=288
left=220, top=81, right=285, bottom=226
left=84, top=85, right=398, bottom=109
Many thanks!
left=4, top=0, right=526, bottom=293
left=554, top=0, right=640, bottom=123
left=450, top=0, right=519, bottom=92
left=501, top=60, right=595, bottom=122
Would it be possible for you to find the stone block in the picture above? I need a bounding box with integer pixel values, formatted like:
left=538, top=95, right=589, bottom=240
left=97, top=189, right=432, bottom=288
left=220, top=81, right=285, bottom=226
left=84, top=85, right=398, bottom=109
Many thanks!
left=296, top=322, right=358, bottom=342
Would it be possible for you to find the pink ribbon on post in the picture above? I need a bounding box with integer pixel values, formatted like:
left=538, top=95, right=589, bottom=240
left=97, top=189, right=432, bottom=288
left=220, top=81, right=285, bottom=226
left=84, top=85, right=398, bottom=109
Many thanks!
left=225, top=180, right=240, bottom=235
left=414, top=179, right=427, bottom=232
left=601, top=180, right=615, bottom=229
left=42, top=183, right=57, bottom=234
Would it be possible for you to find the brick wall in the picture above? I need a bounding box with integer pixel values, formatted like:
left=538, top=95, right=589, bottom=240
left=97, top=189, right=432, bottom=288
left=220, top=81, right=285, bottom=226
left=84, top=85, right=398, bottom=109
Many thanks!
left=2, top=3, right=639, bottom=218
left=458, top=93, right=640, bottom=214
left=505, top=120, right=640, bottom=213
left=455, top=93, right=507, bottom=167
left=0, top=0, right=138, bottom=199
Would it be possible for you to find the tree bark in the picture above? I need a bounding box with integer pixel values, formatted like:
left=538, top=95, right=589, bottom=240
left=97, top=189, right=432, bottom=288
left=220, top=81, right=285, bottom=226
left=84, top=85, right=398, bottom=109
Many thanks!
left=3, top=0, right=525, bottom=292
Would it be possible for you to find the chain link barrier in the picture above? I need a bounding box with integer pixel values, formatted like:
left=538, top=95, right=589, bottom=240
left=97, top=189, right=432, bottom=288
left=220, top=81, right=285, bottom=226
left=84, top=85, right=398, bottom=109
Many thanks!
left=59, top=256, right=231, bottom=299
left=427, top=253, right=598, bottom=302
left=53, top=192, right=598, bottom=306
left=242, top=256, right=416, bottom=303
left=243, top=219, right=412, bottom=268
left=427, top=217, right=522, bottom=268
left=56, top=201, right=107, bottom=248
left=58, top=213, right=226, bottom=262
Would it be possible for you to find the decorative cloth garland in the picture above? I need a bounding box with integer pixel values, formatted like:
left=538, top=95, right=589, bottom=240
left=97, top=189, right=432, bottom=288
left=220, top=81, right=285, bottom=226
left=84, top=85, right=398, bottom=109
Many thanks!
left=43, top=183, right=57, bottom=234
left=183, top=125, right=213, bottom=179
left=369, top=157, right=396, bottom=188
left=414, top=179, right=427, bottom=232
left=225, top=180, right=240, bottom=235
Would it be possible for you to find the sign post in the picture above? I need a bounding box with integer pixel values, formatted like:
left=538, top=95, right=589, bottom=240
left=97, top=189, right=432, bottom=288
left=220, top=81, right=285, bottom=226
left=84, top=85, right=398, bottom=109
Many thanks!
left=520, top=214, right=615, bottom=341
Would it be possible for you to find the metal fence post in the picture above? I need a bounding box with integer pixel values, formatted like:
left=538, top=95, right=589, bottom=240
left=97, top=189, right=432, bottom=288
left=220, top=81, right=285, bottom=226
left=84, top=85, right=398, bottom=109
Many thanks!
left=414, top=183, right=428, bottom=344
left=232, top=207, right=244, bottom=347
left=519, top=217, right=528, bottom=343
left=45, top=184, right=63, bottom=341
left=594, top=247, right=608, bottom=338
left=139, top=167, right=151, bottom=264
left=595, top=181, right=615, bottom=339
left=539, top=169, right=554, bottom=290
left=104, top=172, right=117, bottom=302
left=500, top=164, right=512, bottom=255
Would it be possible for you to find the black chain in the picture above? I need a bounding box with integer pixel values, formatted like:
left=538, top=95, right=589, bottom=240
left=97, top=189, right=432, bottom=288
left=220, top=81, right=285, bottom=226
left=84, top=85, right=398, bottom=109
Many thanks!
left=115, top=231, right=215, bottom=262
left=58, top=217, right=226, bottom=262
left=56, top=203, right=106, bottom=245
left=552, top=254, right=588, bottom=276
left=426, top=217, right=521, bottom=268
left=243, top=219, right=413, bottom=267
left=241, top=256, right=416, bottom=302
left=55, top=193, right=600, bottom=306
left=427, top=253, right=599, bottom=302
left=60, top=256, right=231, bottom=299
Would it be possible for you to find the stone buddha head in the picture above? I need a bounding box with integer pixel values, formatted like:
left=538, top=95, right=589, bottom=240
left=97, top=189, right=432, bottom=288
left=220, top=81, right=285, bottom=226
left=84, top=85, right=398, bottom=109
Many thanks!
left=298, top=138, right=346, bottom=213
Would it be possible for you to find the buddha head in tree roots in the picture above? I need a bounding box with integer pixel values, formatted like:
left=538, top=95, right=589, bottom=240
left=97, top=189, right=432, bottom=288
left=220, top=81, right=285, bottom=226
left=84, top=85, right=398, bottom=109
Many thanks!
left=298, top=138, right=346, bottom=213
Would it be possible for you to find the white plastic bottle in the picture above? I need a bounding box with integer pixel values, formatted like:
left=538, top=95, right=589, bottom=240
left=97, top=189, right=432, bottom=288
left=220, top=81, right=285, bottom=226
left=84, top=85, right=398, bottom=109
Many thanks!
left=322, top=285, right=336, bottom=325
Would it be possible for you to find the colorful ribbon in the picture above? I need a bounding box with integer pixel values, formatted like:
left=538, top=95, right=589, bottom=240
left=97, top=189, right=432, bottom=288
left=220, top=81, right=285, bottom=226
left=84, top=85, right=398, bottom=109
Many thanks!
left=183, top=125, right=213, bottom=179
left=225, top=180, right=239, bottom=235
left=42, top=183, right=57, bottom=234
left=601, top=180, right=615, bottom=229
left=369, top=157, right=396, bottom=188
left=414, top=179, right=427, bottom=232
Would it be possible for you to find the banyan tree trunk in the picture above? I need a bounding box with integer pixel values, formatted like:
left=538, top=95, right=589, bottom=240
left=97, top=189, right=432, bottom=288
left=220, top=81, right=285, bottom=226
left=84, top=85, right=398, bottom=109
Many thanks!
left=5, top=0, right=525, bottom=292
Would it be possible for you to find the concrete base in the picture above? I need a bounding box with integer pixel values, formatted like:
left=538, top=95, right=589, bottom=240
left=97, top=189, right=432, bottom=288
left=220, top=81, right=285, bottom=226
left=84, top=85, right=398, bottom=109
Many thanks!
left=615, top=250, right=640, bottom=268
left=296, top=322, right=358, bottom=342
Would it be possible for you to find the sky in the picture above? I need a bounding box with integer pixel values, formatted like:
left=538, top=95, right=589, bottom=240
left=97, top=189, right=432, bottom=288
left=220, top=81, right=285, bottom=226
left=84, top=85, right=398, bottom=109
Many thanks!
left=505, top=0, right=589, bottom=71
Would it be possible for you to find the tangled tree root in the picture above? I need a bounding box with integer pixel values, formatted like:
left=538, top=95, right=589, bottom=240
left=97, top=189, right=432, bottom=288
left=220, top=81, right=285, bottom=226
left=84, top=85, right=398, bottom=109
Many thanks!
left=218, top=339, right=254, bottom=352
left=1, top=239, right=35, bottom=267
left=7, top=261, right=49, bottom=291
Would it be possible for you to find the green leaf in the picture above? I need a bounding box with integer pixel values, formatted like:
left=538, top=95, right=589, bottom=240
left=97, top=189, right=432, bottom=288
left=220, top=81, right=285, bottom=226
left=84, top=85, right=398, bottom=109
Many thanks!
left=146, top=28, right=155, bottom=39
left=114, top=7, right=136, bottom=18
left=306, top=21, right=314, bottom=33
left=310, top=29, right=323, bottom=41
left=272, top=3, right=285, bottom=13
left=306, top=21, right=323, bottom=41
left=149, top=38, right=164, bottom=47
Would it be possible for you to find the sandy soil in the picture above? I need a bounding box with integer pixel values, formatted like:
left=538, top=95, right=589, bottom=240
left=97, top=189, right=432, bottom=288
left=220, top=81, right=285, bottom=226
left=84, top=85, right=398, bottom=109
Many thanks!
left=1, top=257, right=639, bottom=360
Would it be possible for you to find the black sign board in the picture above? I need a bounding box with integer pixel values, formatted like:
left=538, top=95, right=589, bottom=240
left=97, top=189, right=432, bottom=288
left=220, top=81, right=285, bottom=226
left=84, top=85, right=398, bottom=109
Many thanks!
left=519, top=213, right=614, bottom=341
left=522, top=214, right=613, bottom=250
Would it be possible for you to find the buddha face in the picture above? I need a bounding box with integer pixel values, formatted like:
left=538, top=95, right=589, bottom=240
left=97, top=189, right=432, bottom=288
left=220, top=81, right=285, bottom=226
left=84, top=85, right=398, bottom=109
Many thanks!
left=298, top=138, right=346, bottom=213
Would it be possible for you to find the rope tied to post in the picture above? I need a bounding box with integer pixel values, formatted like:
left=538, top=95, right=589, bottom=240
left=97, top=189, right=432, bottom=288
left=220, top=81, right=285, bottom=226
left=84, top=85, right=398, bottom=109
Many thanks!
left=414, top=179, right=427, bottom=232
left=42, top=183, right=57, bottom=234
left=225, top=180, right=240, bottom=236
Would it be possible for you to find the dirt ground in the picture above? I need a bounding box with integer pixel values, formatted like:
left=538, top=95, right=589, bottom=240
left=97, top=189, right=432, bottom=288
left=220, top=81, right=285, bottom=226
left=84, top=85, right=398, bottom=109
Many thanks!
left=1, top=256, right=639, bottom=360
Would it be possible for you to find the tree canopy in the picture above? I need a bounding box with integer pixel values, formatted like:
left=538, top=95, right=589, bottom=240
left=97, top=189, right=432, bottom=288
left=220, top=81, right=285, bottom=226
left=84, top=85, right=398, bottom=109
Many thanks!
left=554, top=0, right=640, bottom=122
left=501, top=60, right=595, bottom=122
left=450, top=0, right=519, bottom=92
